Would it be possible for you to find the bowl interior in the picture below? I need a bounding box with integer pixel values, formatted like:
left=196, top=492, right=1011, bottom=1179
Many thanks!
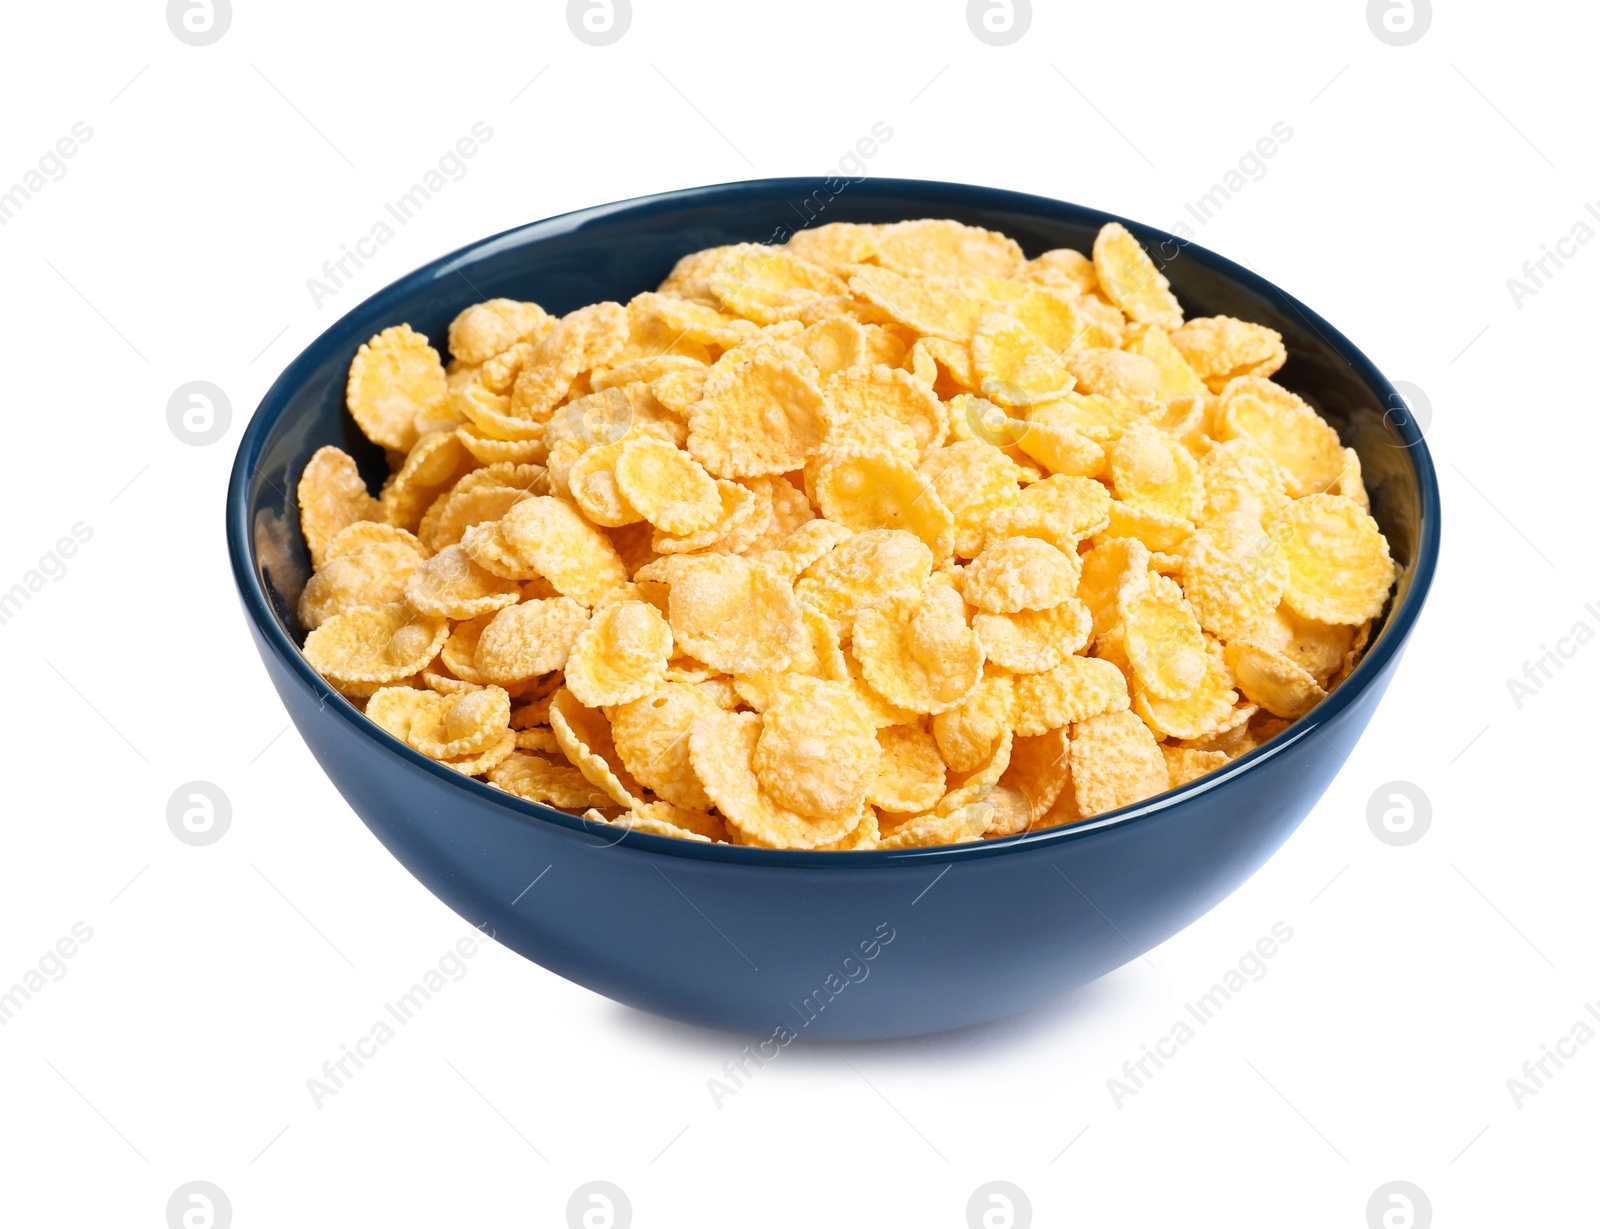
left=234, top=177, right=1437, bottom=853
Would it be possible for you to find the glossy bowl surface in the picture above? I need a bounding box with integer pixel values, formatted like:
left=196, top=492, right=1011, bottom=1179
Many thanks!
left=227, top=178, right=1439, bottom=1039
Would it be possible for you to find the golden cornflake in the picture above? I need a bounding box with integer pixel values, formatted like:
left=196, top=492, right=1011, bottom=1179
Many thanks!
left=852, top=585, right=985, bottom=715
left=1070, top=709, right=1170, bottom=816
left=299, top=446, right=383, bottom=569
left=403, top=544, right=521, bottom=620
left=1092, top=222, right=1183, bottom=331
left=474, top=597, right=589, bottom=683
left=1013, top=655, right=1130, bottom=737
left=347, top=324, right=448, bottom=452
left=963, top=537, right=1081, bottom=614
left=1171, top=317, right=1287, bottom=390
left=973, top=599, right=1092, bottom=675
left=1273, top=494, right=1396, bottom=625
left=304, top=603, right=449, bottom=685
left=687, top=347, right=833, bottom=478
left=563, top=599, right=673, bottom=708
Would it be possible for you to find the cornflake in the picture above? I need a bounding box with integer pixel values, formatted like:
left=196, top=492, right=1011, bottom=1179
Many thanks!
left=292, top=218, right=1395, bottom=845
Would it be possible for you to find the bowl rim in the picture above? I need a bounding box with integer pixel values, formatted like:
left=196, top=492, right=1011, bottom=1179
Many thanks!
left=226, top=175, right=1441, bottom=869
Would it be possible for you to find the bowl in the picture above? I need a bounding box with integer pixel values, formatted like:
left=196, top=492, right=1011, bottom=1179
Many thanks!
left=227, top=178, right=1439, bottom=1040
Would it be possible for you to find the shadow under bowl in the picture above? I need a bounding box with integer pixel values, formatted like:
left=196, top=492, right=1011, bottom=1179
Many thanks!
left=227, top=178, right=1439, bottom=1040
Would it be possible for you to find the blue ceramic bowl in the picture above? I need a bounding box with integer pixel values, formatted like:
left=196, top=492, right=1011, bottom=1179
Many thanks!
left=227, top=178, right=1439, bottom=1040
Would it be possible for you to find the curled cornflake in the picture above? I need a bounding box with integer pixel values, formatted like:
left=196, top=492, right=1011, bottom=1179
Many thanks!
left=1125, top=325, right=1208, bottom=399
left=665, top=553, right=807, bottom=676
left=795, top=317, right=868, bottom=379
left=1131, top=643, right=1238, bottom=741
left=689, top=709, right=865, bottom=849
left=1021, top=248, right=1098, bottom=296
left=347, top=324, right=448, bottom=452
left=783, top=221, right=882, bottom=274
left=755, top=517, right=853, bottom=583
left=1217, top=378, right=1343, bottom=499
left=707, top=246, right=848, bottom=325
left=794, top=528, right=933, bottom=629
left=419, top=463, right=545, bottom=553
left=963, top=537, right=1081, bottom=614
left=1198, top=437, right=1291, bottom=529
left=1119, top=571, right=1208, bottom=700
left=475, top=597, right=589, bottom=683
left=811, top=446, right=955, bottom=561
left=1078, top=537, right=1152, bottom=637
left=650, top=479, right=756, bottom=554
left=1006, top=285, right=1123, bottom=351
left=868, top=724, right=947, bottom=814
left=1273, top=494, right=1396, bottom=625
left=304, top=603, right=449, bottom=685
left=990, top=727, right=1072, bottom=835
left=1065, top=348, right=1162, bottom=401
left=918, top=441, right=1023, bottom=559
left=825, top=364, right=948, bottom=456
left=564, top=600, right=673, bottom=707
left=549, top=688, right=646, bottom=808
left=404, top=544, right=521, bottom=620
left=325, top=521, right=427, bottom=561
left=933, top=726, right=1014, bottom=817
left=1102, top=499, right=1194, bottom=554
left=1225, top=639, right=1326, bottom=718
left=379, top=431, right=475, bottom=532
left=499, top=496, right=629, bottom=604
left=932, top=672, right=1014, bottom=772
left=687, top=347, right=833, bottom=478
left=407, top=686, right=511, bottom=759
left=459, top=518, right=538, bottom=581
left=1069, top=709, right=1170, bottom=817
left=299, top=446, right=382, bottom=569
left=973, top=599, right=1092, bottom=675
left=621, top=800, right=725, bottom=843
left=851, top=584, right=984, bottom=715
left=487, top=750, right=610, bottom=809
left=1171, top=317, right=1287, bottom=390
left=1182, top=521, right=1290, bottom=642
left=873, top=218, right=1025, bottom=279
left=878, top=803, right=990, bottom=850
left=614, top=435, right=722, bottom=535
left=438, top=731, right=517, bottom=776
left=1162, top=746, right=1229, bottom=788
left=1092, top=222, right=1183, bottom=331
left=986, top=474, right=1111, bottom=555
left=511, top=301, right=630, bottom=420
left=298, top=539, right=426, bottom=630
left=610, top=681, right=720, bottom=809
left=1108, top=421, right=1204, bottom=522
left=846, top=265, right=993, bottom=342
left=513, top=726, right=561, bottom=753
left=448, top=299, right=552, bottom=365
left=567, top=439, right=643, bottom=528
left=1012, top=654, right=1129, bottom=737
left=971, top=312, right=1076, bottom=407
left=752, top=679, right=880, bottom=819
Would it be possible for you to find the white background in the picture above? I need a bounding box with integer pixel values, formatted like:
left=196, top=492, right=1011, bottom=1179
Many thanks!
left=0, top=1, right=1592, bottom=1225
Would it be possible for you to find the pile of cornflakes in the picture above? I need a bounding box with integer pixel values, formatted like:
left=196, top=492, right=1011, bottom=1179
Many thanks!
left=294, top=218, right=1395, bottom=850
